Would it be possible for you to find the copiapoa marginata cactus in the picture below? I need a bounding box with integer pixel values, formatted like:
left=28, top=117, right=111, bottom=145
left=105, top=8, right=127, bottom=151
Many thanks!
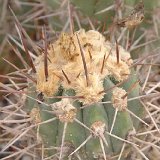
left=25, top=29, right=145, bottom=160
left=1, top=0, right=160, bottom=160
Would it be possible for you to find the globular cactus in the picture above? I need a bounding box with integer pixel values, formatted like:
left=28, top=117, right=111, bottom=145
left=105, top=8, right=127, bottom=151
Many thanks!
left=25, top=29, right=145, bottom=160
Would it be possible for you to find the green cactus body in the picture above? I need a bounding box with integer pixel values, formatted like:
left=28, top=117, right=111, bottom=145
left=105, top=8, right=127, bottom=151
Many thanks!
left=26, top=85, right=62, bottom=156
left=56, top=89, right=86, bottom=159
left=103, top=78, right=133, bottom=154
left=25, top=83, right=37, bottom=112
left=38, top=103, right=58, bottom=156
left=119, top=69, right=144, bottom=130
left=83, top=103, right=112, bottom=159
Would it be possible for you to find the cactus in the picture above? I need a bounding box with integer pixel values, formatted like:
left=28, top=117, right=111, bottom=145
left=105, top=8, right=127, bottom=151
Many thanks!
left=1, top=0, right=160, bottom=160
left=22, top=29, right=146, bottom=160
